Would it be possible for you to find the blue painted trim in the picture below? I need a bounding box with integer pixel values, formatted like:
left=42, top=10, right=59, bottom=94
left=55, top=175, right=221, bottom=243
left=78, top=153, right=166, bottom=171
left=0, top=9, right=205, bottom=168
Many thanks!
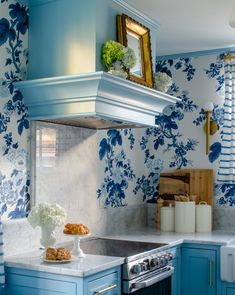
left=156, top=46, right=235, bottom=61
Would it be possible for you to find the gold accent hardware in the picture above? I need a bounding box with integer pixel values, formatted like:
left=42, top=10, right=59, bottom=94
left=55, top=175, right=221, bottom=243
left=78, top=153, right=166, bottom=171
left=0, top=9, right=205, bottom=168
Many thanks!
left=209, top=260, right=213, bottom=287
left=203, top=102, right=218, bottom=155
left=94, top=284, right=117, bottom=294
left=224, top=54, right=235, bottom=61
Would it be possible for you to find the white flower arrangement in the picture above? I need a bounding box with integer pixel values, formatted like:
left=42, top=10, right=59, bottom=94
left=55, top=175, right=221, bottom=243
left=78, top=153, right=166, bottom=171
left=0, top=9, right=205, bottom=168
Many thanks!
left=28, top=202, right=67, bottom=228
left=154, top=72, right=173, bottom=93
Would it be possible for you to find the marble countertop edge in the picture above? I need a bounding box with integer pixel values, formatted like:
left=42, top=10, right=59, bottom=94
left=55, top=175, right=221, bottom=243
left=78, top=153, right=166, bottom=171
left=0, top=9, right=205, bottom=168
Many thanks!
left=5, top=254, right=124, bottom=277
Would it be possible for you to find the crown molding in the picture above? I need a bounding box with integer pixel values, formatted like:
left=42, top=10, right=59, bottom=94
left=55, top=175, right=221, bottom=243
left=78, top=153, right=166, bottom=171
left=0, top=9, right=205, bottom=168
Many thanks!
left=112, top=0, right=160, bottom=29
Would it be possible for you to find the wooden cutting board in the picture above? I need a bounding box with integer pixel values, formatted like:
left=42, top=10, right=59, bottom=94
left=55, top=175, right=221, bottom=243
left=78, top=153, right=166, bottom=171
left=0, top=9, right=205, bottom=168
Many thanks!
left=157, top=169, right=214, bottom=231
left=159, top=169, right=213, bottom=205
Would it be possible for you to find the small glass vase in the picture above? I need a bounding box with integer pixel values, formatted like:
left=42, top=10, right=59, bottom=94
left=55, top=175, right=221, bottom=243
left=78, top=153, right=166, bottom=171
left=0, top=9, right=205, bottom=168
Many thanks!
left=40, top=225, right=56, bottom=249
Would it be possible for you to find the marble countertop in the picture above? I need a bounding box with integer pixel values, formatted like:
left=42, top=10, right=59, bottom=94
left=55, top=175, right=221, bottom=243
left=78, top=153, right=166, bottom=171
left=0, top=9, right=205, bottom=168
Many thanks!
left=5, top=251, right=124, bottom=277
left=5, top=229, right=235, bottom=277
left=103, top=228, right=235, bottom=247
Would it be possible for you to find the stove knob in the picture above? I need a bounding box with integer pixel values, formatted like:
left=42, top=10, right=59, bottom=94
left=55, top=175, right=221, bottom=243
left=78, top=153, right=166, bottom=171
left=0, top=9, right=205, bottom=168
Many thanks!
left=163, top=255, right=169, bottom=264
left=168, top=253, right=173, bottom=261
left=160, top=257, right=165, bottom=266
left=131, top=264, right=142, bottom=275
left=150, top=257, right=160, bottom=268
left=140, top=261, right=149, bottom=271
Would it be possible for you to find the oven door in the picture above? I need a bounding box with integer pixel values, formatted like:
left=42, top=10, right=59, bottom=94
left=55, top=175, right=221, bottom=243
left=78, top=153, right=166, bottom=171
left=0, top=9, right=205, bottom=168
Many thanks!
left=123, top=266, right=174, bottom=295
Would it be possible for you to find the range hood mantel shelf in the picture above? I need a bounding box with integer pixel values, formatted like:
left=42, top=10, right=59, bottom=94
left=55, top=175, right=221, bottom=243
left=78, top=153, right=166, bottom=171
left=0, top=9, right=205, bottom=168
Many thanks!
left=15, top=71, right=180, bottom=129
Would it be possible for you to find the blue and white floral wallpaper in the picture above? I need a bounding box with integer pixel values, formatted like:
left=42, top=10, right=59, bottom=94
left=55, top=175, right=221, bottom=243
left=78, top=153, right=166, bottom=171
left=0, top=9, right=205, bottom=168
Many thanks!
left=0, top=0, right=233, bottom=222
left=97, top=54, right=230, bottom=208
left=0, top=0, right=29, bottom=220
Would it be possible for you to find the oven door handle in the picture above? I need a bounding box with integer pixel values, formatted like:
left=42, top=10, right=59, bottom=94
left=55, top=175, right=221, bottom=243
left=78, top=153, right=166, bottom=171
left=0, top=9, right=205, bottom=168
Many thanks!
left=132, top=266, right=174, bottom=290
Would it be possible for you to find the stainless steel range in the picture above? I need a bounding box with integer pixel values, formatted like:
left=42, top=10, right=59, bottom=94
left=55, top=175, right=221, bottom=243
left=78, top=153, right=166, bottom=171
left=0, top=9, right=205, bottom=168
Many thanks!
left=81, top=238, right=174, bottom=295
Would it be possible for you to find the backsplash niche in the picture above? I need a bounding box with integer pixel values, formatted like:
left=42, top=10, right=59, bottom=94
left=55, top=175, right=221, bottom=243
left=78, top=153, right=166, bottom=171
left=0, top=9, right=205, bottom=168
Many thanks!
left=31, top=121, right=149, bottom=235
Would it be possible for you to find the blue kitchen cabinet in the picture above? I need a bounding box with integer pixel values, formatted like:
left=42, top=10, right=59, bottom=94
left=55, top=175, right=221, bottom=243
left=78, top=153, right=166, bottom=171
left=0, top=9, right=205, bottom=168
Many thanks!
left=85, top=271, right=120, bottom=295
left=182, top=245, right=217, bottom=295
left=5, top=266, right=121, bottom=295
left=222, top=283, right=235, bottom=295
left=171, top=247, right=181, bottom=295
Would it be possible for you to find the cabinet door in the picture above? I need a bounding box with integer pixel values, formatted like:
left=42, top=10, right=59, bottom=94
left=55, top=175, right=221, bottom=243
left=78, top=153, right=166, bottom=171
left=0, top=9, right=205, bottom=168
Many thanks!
left=87, top=271, right=120, bottom=295
left=222, top=283, right=235, bottom=295
left=171, top=248, right=181, bottom=295
left=182, top=248, right=216, bottom=295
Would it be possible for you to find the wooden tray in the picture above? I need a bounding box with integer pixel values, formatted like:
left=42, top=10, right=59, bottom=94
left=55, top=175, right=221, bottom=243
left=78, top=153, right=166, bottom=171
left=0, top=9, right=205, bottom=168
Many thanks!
left=156, top=169, right=214, bottom=231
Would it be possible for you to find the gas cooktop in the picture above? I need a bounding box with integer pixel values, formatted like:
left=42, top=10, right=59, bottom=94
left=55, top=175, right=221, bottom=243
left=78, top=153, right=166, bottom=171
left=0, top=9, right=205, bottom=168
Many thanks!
left=80, top=238, right=167, bottom=262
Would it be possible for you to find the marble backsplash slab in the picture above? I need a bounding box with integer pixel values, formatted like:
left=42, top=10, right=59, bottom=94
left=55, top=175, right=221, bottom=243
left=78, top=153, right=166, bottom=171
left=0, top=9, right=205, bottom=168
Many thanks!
left=213, top=207, right=235, bottom=231
left=147, top=204, right=235, bottom=232
left=3, top=204, right=147, bottom=257
left=4, top=205, right=235, bottom=256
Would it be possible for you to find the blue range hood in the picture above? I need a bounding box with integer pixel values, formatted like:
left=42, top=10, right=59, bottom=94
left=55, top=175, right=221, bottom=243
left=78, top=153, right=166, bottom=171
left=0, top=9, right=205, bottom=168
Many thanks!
left=15, top=71, right=179, bottom=129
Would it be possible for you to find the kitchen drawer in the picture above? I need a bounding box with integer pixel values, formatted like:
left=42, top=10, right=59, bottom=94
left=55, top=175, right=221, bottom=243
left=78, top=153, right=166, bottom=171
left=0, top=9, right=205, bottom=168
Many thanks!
left=6, top=272, right=77, bottom=295
left=87, top=271, right=120, bottom=295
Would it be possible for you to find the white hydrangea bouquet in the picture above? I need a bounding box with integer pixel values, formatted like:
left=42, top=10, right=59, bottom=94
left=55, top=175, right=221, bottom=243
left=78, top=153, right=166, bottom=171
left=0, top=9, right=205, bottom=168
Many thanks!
left=154, top=72, right=173, bottom=93
left=102, top=40, right=136, bottom=78
left=28, top=202, right=67, bottom=248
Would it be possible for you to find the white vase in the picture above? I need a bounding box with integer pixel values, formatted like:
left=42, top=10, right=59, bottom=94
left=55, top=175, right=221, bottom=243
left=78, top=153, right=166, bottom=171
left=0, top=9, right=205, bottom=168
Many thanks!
left=40, top=225, right=56, bottom=249
left=155, top=84, right=170, bottom=93
left=108, top=69, right=128, bottom=79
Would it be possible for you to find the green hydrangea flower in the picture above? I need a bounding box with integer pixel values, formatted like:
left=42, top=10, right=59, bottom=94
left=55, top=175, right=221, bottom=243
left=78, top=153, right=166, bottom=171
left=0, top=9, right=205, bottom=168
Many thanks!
left=102, top=40, right=136, bottom=71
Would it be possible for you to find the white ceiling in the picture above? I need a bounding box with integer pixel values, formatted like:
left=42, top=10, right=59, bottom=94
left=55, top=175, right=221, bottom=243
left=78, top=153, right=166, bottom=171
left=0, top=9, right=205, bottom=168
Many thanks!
left=125, top=0, right=235, bottom=56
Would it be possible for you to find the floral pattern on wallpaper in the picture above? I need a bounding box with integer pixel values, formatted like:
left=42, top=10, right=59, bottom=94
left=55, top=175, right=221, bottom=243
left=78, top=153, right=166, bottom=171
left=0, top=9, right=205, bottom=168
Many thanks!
left=0, top=0, right=29, bottom=219
left=97, top=129, right=136, bottom=207
left=97, top=54, right=234, bottom=207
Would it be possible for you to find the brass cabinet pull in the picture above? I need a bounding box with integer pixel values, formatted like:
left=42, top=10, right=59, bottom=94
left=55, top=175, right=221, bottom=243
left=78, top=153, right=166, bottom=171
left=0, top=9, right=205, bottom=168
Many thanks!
left=209, top=260, right=213, bottom=287
left=94, top=284, right=117, bottom=294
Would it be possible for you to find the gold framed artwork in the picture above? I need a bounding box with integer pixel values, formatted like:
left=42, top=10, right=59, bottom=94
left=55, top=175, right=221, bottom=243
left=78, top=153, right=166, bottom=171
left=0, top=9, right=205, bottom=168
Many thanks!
left=117, top=14, right=154, bottom=88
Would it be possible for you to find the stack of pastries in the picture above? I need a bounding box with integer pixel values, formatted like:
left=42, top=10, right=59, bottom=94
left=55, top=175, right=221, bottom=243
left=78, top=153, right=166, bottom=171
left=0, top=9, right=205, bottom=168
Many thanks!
left=45, top=247, right=71, bottom=261
left=63, top=223, right=90, bottom=235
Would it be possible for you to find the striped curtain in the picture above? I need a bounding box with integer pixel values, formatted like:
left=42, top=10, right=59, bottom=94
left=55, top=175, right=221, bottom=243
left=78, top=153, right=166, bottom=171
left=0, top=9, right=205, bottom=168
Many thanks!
left=218, top=55, right=235, bottom=183
left=0, top=219, right=4, bottom=293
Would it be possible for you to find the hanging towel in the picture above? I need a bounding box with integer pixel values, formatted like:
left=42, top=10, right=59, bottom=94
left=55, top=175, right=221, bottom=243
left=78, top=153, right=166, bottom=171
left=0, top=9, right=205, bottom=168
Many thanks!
left=0, top=219, right=5, bottom=293
left=218, top=54, right=235, bottom=183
